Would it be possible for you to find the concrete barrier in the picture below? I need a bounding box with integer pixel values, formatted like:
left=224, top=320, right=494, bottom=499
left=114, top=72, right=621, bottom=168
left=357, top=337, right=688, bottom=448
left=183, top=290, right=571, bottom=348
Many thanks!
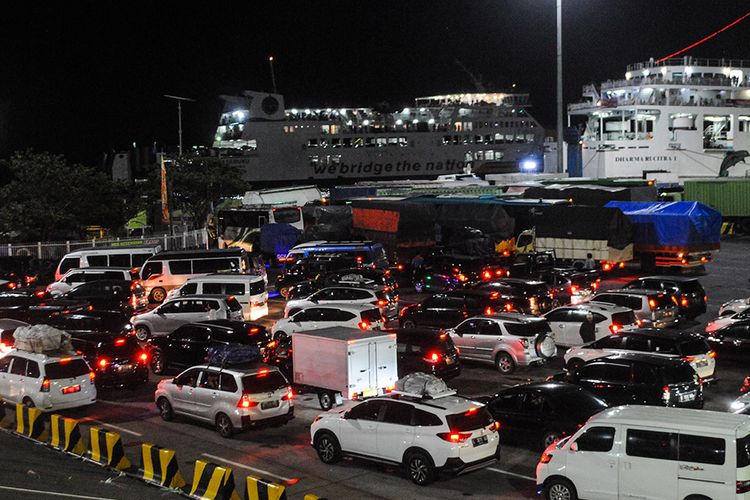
left=15, top=403, right=48, bottom=442
left=188, top=460, right=240, bottom=500
left=50, top=414, right=85, bottom=455
left=138, top=443, right=186, bottom=490
left=87, top=426, right=131, bottom=471
left=244, top=474, right=287, bottom=500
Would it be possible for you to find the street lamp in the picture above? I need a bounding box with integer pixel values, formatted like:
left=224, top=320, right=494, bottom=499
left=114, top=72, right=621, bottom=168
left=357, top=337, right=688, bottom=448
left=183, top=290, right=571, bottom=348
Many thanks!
left=556, top=0, right=564, bottom=174
left=163, top=94, right=195, bottom=156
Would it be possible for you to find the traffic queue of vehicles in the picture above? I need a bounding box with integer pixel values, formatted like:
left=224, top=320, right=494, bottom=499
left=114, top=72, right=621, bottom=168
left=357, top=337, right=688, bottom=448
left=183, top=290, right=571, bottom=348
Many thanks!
left=2, top=241, right=750, bottom=496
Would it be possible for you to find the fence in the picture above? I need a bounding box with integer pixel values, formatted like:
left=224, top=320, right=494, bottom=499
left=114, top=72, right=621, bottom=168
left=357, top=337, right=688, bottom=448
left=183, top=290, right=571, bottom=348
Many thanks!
left=0, top=229, right=209, bottom=261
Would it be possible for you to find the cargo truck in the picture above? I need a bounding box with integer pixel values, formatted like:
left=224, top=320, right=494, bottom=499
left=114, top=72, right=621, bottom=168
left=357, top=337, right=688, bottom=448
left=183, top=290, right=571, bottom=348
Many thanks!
left=683, top=178, right=750, bottom=234
left=291, top=327, right=398, bottom=410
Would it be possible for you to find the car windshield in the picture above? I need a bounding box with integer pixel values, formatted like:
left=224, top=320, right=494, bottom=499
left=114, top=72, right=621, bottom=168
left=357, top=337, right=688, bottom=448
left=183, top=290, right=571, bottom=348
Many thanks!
left=677, top=338, right=710, bottom=356
left=660, top=363, right=697, bottom=384
left=649, top=294, right=673, bottom=308
left=446, top=406, right=493, bottom=431
left=360, top=308, right=382, bottom=323
left=242, top=371, right=288, bottom=393
left=679, top=281, right=704, bottom=294
left=611, top=311, right=637, bottom=325
left=504, top=320, right=551, bottom=337
left=45, top=359, right=90, bottom=379
left=559, top=390, right=608, bottom=416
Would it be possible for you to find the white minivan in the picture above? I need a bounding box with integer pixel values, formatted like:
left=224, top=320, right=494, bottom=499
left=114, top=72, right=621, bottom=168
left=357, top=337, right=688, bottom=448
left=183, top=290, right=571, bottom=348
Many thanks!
left=170, top=274, right=268, bottom=320
left=55, top=246, right=161, bottom=280
left=536, top=405, right=750, bottom=500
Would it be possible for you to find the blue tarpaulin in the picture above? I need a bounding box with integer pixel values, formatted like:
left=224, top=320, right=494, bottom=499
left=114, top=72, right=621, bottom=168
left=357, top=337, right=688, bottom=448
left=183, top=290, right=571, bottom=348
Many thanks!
left=260, top=223, right=301, bottom=256
left=605, top=201, right=721, bottom=250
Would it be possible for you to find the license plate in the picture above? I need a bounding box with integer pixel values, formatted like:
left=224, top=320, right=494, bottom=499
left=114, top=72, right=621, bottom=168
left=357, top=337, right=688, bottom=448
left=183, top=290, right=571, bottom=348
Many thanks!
left=62, top=385, right=81, bottom=394
left=362, top=388, right=378, bottom=398
left=446, top=357, right=455, bottom=365
left=679, top=392, right=696, bottom=402
left=116, top=363, right=133, bottom=373
left=260, top=400, right=280, bottom=409
left=472, top=435, right=488, bottom=447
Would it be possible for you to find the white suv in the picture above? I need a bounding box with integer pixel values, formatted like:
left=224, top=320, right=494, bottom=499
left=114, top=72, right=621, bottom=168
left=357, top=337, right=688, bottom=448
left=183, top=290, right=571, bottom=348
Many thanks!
left=271, top=304, right=384, bottom=340
left=447, top=313, right=556, bottom=374
left=285, top=286, right=397, bottom=320
left=544, top=302, right=638, bottom=347
left=0, top=350, right=96, bottom=411
left=310, top=392, right=500, bottom=485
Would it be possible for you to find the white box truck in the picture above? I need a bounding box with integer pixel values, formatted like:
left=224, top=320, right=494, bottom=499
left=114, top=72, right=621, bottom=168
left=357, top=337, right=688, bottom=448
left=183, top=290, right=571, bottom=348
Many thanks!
left=291, top=327, right=398, bottom=410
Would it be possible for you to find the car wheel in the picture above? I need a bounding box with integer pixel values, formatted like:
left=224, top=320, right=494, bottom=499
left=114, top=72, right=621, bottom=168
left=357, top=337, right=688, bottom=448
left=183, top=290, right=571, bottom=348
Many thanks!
left=150, top=350, right=166, bottom=375
left=150, top=287, right=167, bottom=303
left=279, top=286, right=290, bottom=299
left=156, top=397, right=173, bottom=421
left=274, top=331, right=287, bottom=341
left=566, top=358, right=584, bottom=372
left=22, top=397, right=35, bottom=408
left=318, top=391, right=335, bottom=411
left=545, top=478, right=578, bottom=500
left=314, top=431, right=342, bottom=464
left=134, top=325, right=151, bottom=342
left=405, top=451, right=435, bottom=486
left=215, top=413, right=234, bottom=438
left=495, top=352, right=515, bottom=374
left=541, top=430, right=563, bottom=449
left=401, top=319, right=416, bottom=329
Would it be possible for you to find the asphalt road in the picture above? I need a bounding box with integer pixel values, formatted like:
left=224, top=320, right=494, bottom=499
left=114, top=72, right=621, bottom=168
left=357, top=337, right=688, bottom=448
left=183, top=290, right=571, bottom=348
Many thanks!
left=5, top=237, right=750, bottom=499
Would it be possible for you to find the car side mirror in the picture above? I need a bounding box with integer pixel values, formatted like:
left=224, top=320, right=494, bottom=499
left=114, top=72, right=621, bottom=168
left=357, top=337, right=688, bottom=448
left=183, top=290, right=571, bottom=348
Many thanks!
left=569, top=441, right=578, bottom=452
left=343, top=410, right=351, bottom=419
left=310, top=298, right=319, bottom=304
left=449, top=328, right=461, bottom=337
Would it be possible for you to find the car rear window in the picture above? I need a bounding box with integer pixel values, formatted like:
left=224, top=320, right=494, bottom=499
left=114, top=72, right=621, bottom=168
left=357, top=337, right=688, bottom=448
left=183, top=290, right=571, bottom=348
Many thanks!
left=248, top=281, right=265, bottom=295
left=242, top=371, right=288, bottom=393
left=226, top=297, right=243, bottom=312
left=660, top=363, right=698, bottom=385
left=504, top=320, right=552, bottom=337
left=611, top=311, right=637, bottom=326
left=446, top=406, right=493, bottom=432
left=45, top=359, right=90, bottom=379
left=360, top=308, right=382, bottom=323
left=648, top=294, right=673, bottom=309
left=677, top=338, right=710, bottom=356
left=738, top=435, right=750, bottom=468
left=679, top=281, right=704, bottom=294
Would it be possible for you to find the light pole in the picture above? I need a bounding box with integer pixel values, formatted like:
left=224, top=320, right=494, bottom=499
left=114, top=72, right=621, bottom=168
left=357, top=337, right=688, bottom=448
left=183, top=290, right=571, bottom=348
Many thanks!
left=163, top=94, right=195, bottom=156
left=556, top=0, right=564, bottom=174
left=268, top=56, right=277, bottom=94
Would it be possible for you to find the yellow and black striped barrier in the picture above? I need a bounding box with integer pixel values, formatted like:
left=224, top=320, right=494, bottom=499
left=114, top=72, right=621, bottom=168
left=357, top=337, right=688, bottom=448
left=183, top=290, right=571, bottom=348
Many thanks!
left=188, top=460, right=240, bottom=500
left=722, top=222, right=736, bottom=236
left=50, top=414, right=85, bottom=455
left=303, top=495, right=327, bottom=500
left=87, top=426, right=131, bottom=471
left=138, top=443, right=186, bottom=490
left=15, top=403, right=48, bottom=442
left=244, top=474, right=287, bottom=500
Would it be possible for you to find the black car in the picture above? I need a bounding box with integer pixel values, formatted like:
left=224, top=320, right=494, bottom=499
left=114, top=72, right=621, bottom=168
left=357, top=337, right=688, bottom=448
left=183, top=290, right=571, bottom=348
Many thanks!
left=27, top=280, right=147, bottom=322
left=481, top=382, right=608, bottom=450
left=398, top=290, right=505, bottom=330
left=706, top=319, right=750, bottom=359
left=42, top=310, right=132, bottom=336
left=471, top=278, right=555, bottom=315
left=535, top=269, right=600, bottom=305
left=415, top=253, right=510, bottom=291
left=0, top=289, right=45, bottom=322
left=552, top=353, right=704, bottom=408
left=275, top=255, right=358, bottom=298
left=624, top=276, right=707, bottom=319
left=70, top=333, right=149, bottom=389
left=392, top=328, right=460, bottom=380
left=318, top=268, right=398, bottom=291
left=147, top=320, right=271, bottom=374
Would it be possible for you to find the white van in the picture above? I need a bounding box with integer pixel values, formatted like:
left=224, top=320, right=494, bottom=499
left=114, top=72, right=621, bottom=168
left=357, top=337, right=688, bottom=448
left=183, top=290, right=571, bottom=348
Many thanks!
left=55, top=246, right=161, bottom=280
left=536, top=405, right=750, bottom=500
left=170, top=274, right=268, bottom=320
left=139, top=249, right=255, bottom=303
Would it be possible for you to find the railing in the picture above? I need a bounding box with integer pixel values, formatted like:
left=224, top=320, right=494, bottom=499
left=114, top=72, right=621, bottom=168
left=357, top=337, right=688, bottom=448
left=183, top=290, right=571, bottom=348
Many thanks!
left=0, top=229, right=208, bottom=260
left=627, top=58, right=750, bottom=71
left=602, top=76, right=749, bottom=90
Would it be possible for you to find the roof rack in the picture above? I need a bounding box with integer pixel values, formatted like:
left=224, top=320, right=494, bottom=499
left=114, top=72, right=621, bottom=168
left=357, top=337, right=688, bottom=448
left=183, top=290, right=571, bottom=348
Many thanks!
left=390, top=389, right=456, bottom=401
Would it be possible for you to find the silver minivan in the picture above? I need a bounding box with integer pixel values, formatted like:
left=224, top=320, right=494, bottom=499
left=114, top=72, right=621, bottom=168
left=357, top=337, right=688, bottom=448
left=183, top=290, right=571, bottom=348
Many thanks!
left=154, top=364, right=293, bottom=438
left=590, top=289, right=678, bottom=328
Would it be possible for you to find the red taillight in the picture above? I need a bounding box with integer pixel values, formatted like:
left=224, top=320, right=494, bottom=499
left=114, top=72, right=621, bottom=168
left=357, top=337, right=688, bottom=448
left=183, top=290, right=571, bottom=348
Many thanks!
left=424, top=352, right=441, bottom=364
left=493, top=421, right=501, bottom=430
left=483, top=271, right=492, bottom=280
left=114, top=338, right=126, bottom=347
left=708, top=350, right=716, bottom=359
left=437, top=432, right=472, bottom=443
left=377, top=299, right=388, bottom=307
left=681, top=356, right=696, bottom=362
left=238, top=394, right=259, bottom=408
left=570, top=285, right=578, bottom=294
left=98, top=358, right=109, bottom=368
left=358, top=321, right=370, bottom=330
left=258, top=368, right=269, bottom=376
left=249, top=327, right=259, bottom=334
left=680, top=296, right=689, bottom=307
left=662, top=385, right=671, bottom=401
left=618, top=262, right=625, bottom=268
left=457, top=274, right=467, bottom=282
left=397, top=264, right=404, bottom=271
left=282, top=389, right=294, bottom=400
left=34, top=290, right=45, bottom=298
left=636, top=319, right=642, bottom=327
left=591, top=282, right=598, bottom=290
left=489, top=291, right=500, bottom=299
left=603, top=263, right=612, bottom=271
left=40, top=378, right=51, bottom=392
left=485, top=307, right=494, bottom=315
left=139, top=352, right=148, bottom=362
left=59, top=357, right=72, bottom=364
left=504, top=303, right=513, bottom=312
left=540, top=452, right=553, bottom=464
left=465, top=407, right=478, bottom=415
left=266, top=340, right=277, bottom=349
left=738, top=480, right=750, bottom=493
left=609, top=324, right=621, bottom=334
left=648, top=299, right=656, bottom=310
left=356, top=256, right=363, bottom=263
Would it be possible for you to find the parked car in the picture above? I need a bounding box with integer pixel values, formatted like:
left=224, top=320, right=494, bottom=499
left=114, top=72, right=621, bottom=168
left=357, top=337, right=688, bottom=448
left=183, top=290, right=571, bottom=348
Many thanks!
left=398, top=291, right=505, bottom=330
left=275, top=255, right=358, bottom=298
left=706, top=308, right=750, bottom=334
left=154, top=363, right=293, bottom=438
left=447, top=314, right=556, bottom=374
left=471, top=279, right=555, bottom=315
left=0, top=319, right=30, bottom=357
left=46, top=267, right=136, bottom=297
left=285, top=286, right=397, bottom=320
left=318, top=268, right=398, bottom=291
left=563, top=329, right=716, bottom=381
left=624, top=275, right=707, bottom=319
left=705, top=318, right=750, bottom=359
left=310, top=392, right=500, bottom=485
left=537, top=406, right=750, bottom=500
left=415, top=253, right=509, bottom=291
left=481, top=381, right=608, bottom=449
left=0, top=350, right=96, bottom=411
left=148, top=320, right=271, bottom=374
left=167, top=273, right=268, bottom=321
left=70, top=334, right=149, bottom=389
left=130, top=295, right=244, bottom=341
left=0, top=289, right=51, bottom=322
left=536, top=270, right=599, bottom=305
left=271, top=304, right=384, bottom=340
left=588, top=289, right=678, bottom=328
left=42, top=310, right=132, bottom=336
left=719, top=296, right=750, bottom=317
left=28, top=280, right=148, bottom=323
left=551, top=353, right=704, bottom=408
left=544, top=303, right=638, bottom=347
left=392, top=329, right=461, bottom=380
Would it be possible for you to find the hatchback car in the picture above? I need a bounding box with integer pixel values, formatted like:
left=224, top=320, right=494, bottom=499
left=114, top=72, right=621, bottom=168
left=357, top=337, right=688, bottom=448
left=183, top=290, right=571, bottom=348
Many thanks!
left=155, top=364, right=293, bottom=437
left=589, top=289, right=678, bottom=328
left=392, top=329, right=461, bottom=380
left=310, top=392, right=500, bottom=485
left=471, top=279, right=555, bottom=315
left=285, top=286, right=397, bottom=320
left=705, top=318, right=750, bottom=360
left=447, top=314, right=556, bottom=374
left=271, top=304, right=384, bottom=340
left=563, top=329, right=716, bottom=381
left=148, top=320, right=270, bottom=374
left=544, top=303, right=638, bottom=347
left=70, top=334, right=149, bottom=389
left=130, top=295, right=243, bottom=341
left=624, top=276, right=707, bottom=319
left=482, top=382, right=608, bottom=449
left=0, top=350, right=96, bottom=411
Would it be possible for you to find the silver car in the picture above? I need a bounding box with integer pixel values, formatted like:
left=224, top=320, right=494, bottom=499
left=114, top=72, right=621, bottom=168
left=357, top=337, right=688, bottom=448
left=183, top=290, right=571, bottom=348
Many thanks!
left=131, top=295, right=243, bottom=341
left=154, top=364, right=293, bottom=438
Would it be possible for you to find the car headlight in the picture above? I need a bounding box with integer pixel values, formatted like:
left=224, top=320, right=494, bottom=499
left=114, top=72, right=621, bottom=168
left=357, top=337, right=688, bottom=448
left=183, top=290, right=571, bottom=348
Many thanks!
left=731, top=400, right=746, bottom=411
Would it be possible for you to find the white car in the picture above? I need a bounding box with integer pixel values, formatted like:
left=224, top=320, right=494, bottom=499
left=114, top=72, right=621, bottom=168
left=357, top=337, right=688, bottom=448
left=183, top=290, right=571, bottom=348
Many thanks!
left=719, top=297, right=750, bottom=317
left=46, top=267, right=134, bottom=297
left=271, top=304, right=384, bottom=340
left=310, top=392, right=499, bottom=485
left=0, top=350, right=96, bottom=411
left=544, top=302, right=638, bottom=347
left=563, top=329, right=716, bottom=380
left=131, top=295, right=243, bottom=341
left=285, top=286, right=396, bottom=319
left=706, top=308, right=750, bottom=334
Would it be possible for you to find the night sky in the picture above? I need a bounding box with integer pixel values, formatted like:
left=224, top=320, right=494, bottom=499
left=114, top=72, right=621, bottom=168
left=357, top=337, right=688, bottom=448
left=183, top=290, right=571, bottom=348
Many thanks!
left=2, top=1, right=749, bottom=165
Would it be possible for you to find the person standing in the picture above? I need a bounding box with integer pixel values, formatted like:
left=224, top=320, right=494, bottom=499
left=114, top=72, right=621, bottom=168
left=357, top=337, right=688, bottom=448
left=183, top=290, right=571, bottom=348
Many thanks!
left=579, top=313, right=596, bottom=344
left=582, top=253, right=596, bottom=270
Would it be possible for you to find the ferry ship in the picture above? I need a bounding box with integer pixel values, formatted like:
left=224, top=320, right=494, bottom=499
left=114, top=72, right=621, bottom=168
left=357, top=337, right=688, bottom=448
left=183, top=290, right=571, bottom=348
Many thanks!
left=212, top=91, right=545, bottom=184
left=568, top=57, right=750, bottom=181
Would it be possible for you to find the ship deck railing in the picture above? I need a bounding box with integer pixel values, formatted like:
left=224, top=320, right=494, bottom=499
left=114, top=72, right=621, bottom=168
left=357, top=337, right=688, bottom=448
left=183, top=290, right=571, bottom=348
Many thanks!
left=627, top=58, right=750, bottom=71
left=602, top=76, right=750, bottom=91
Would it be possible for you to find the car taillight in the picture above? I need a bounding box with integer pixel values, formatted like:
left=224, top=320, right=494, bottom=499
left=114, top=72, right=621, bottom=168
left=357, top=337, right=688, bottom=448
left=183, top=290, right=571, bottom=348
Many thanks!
left=609, top=324, right=621, bottom=334
left=358, top=321, right=370, bottom=330
left=671, top=296, right=678, bottom=305
left=437, top=432, right=472, bottom=443
left=376, top=299, right=388, bottom=307
left=504, top=303, right=514, bottom=312
left=662, top=385, right=671, bottom=402
left=238, top=394, right=259, bottom=408
left=680, top=295, right=689, bottom=307
left=424, top=352, right=441, bottom=364
left=89, top=371, right=96, bottom=384
left=485, top=307, right=494, bottom=315
left=591, top=282, right=598, bottom=290
left=483, top=270, right=492, bottom=280
left=457, top=274, right=467, bottom=282
left=114, top=338, right=126, bottom=347
left=681, top=356, right=696, bottom=362
left=602, top=263, right=612, bottom=271
left=282, top=389, right=294, bottom=401
left=34, top=289, right=45, bottom=298
left=397, top=264, right=404, bottom=271
left=40, top=378, right=51, bottom=392
left=648, top=299, right=656, bottom=310
left=704, top=295, right=708, bottom=302
left=138, top=352, right=148, bottom=362
left=98, top=358, right=110, bottom=368
left=742, top=377, right=750, bottom=394
left=738, top=480, right=750, bottom=494
left=636, top=319, right=642, bottom=327
left=708, top=350, right=716, bottom=359
left=570, top=285, right=578, bottom=294
left=540, top=452, right=553, bottom=464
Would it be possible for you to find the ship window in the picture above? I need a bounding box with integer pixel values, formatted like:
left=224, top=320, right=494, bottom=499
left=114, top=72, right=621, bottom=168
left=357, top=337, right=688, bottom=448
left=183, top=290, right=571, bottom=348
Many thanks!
left=307, top=139, right=318, bottom=148
left=376, top=137, right=387, bottom=147
left=321, top=125, right=330, bottom=134
left=453, top=135, right=460, bottom=145
left=485, top=150, right=494, bottom=160
left=463, top=122, right=473, bottom=131
left=526, top=134, right=535, bottom=143
left=485, top=134, right=493, bottom=144
left=443, top=136, right=452, bottom=145
left=740, top=117, right=750, bottom=133
left=332, top=155, right=341, bottom=166
left=494, top=133, right=504, bottom=143
left=330, top=125, right=339, bottom=134
left=365, top=138, right=376, bottom=148
left=387, top=137, right=399, bottom=146
left=308, top=155, right=319, bottom=166
left=463, top=136, right=470, bottom=144
left=399, top=137, right=408, bottom=147
left=475, top=151, right=484, bottom=160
